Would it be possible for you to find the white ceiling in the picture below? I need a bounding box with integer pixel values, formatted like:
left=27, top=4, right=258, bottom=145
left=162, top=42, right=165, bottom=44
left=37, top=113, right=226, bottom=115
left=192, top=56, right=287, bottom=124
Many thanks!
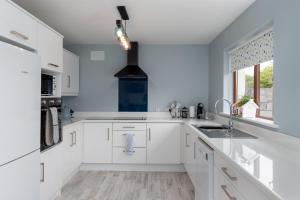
left=12, top=0, right=255, bottom=45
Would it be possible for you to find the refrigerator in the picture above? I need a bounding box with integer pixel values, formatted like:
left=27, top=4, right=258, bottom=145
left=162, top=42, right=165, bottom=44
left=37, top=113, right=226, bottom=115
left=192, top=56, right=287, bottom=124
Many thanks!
left=0, top=41, right=40, bottom=200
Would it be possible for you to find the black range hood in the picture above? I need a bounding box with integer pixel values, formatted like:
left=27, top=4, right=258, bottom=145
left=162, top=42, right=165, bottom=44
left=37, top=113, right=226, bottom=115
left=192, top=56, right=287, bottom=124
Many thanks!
left=114, top=42, right=147, bottom=78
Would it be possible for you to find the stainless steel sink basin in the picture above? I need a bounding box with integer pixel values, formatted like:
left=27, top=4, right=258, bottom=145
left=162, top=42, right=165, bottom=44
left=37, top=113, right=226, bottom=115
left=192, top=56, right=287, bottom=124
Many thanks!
left=196, top=125, right=229, bottom=130
left=193, top=125, right=257, bottom=139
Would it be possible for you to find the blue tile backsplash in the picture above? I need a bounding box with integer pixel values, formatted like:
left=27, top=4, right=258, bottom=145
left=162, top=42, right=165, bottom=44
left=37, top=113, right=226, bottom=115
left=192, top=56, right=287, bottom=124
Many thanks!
left=118, top=78, right=148, bottom=112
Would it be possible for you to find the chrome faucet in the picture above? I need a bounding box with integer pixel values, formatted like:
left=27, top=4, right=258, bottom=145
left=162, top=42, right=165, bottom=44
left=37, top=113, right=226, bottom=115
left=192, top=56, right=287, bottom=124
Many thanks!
left=214, top=98, right=234, bottom=131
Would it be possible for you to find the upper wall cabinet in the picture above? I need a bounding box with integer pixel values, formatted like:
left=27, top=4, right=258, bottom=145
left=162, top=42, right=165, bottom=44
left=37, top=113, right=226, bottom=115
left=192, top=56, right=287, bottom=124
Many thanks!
left=38, top=23, right=63, bottom=73
left=0, top=0, right=38, bottom=50
left=62, top=49, right=79, bottom=96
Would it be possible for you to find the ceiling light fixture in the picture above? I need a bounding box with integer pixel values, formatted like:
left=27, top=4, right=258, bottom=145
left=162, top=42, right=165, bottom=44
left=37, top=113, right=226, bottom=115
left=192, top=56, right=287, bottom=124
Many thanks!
left=115, top=6, right=131, bottom=50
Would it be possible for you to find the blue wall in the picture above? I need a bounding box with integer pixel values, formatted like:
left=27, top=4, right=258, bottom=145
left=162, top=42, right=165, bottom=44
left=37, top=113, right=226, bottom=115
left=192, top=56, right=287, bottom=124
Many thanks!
left=209, top=0, right=300, bottom=138
left=63, top=44, right=209, bottom=112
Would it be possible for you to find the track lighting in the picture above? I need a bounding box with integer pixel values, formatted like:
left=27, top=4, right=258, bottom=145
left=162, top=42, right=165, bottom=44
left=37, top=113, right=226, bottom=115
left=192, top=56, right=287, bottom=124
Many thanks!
left=115, top=6, right=131, bottom=50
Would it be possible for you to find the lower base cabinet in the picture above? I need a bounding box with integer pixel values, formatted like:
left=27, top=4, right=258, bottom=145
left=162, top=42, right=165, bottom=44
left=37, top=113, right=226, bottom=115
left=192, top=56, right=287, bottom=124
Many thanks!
left=62, top=123, right=82, bottom=183
left=40, top=144, right=62, bottom=200
left=147, top=123, right=181, bottom=164
left=183, top=124, right=197, bottom=186
left=83, top=123, right=113, bottom=163
left=113, top=147, right=146, bottom=164
left=214, top=167, right=246, bottom=200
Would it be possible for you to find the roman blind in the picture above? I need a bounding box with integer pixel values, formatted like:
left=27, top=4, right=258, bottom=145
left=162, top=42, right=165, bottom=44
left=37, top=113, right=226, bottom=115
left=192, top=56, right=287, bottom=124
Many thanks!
left=230, top=30, right=274, bottom=72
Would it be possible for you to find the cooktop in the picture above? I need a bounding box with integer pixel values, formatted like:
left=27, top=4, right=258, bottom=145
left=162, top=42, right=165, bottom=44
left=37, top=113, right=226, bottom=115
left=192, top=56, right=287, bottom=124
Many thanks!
left=86, top=116, right=147, bottom=120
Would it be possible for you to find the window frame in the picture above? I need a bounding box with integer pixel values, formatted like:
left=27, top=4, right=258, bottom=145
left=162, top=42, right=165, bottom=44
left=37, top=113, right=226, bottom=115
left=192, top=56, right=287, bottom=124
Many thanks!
left=233, top=64, right=273, bottom=120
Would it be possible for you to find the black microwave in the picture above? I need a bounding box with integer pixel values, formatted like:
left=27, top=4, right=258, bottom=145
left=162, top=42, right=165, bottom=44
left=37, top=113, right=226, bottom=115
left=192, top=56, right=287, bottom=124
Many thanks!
left=41, top=74, right=57, bottom=96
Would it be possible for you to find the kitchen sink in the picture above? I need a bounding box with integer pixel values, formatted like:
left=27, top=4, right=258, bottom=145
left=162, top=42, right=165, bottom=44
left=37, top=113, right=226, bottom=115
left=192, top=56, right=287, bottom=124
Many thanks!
left=193, top=125, right=257, bottom=139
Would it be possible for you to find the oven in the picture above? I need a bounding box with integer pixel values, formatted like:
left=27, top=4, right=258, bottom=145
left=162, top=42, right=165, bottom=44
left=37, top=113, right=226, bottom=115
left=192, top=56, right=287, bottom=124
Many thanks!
left=40, top=98, right=62, bottom=151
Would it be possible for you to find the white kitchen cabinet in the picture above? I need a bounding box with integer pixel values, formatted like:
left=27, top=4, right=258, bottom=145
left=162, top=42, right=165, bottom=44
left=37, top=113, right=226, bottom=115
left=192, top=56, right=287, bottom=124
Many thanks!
left=147, top=123, right=181, bottom=164
left=62, top=49, right=79, bottom=96
left=0, top=0, right=38, bottom=50
left=83, top=123, right=113, bottom=163
left=214, top=153, right=272, bottom=200
left=40, top=144, right=62, bottom=200
left=183, top=124, right=197, bottom=186
left=62, top=123, right=82, bottom=183
left=113, top=147, right=146, bottom=164
left=38, top=23, right=63, bottom=72
left=214, top=166, right=246, bottom=200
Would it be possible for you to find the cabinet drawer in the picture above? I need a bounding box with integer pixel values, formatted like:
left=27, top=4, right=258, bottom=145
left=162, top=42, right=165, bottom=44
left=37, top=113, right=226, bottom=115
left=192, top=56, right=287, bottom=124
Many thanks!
left=215, top=153, right=271, bottom=200
left=113, top=131, right=146, bottom=147
left=113, top=123, right=146, bottom=131
left=214, top=167, right=246, bottom=200
left=0, top=0, right=37, bottom=50
left=113, top=147, right=146, bottom=164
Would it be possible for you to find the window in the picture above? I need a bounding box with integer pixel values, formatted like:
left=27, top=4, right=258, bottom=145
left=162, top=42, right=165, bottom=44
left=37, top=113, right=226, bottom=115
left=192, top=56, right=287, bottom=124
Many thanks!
left=233, top=60, right=274, bottom=119
left=230, top=30, right=274, bottom=121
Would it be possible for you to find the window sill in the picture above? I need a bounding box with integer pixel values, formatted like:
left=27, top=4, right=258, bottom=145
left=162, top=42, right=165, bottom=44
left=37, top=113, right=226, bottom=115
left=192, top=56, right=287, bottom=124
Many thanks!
left=219, top=112, right=279, bottom=129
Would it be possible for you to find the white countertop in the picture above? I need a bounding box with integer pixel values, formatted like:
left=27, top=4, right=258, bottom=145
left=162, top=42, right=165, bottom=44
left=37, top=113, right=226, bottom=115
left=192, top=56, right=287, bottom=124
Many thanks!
left=62, top=114, right=300, bottom=200
left=187, top=120, right=300, bottom=200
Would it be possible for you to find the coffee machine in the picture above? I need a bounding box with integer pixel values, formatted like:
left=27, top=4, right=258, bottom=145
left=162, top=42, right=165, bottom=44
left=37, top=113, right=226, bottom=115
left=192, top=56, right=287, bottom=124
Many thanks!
left=196, top=103, right=205, bottom=119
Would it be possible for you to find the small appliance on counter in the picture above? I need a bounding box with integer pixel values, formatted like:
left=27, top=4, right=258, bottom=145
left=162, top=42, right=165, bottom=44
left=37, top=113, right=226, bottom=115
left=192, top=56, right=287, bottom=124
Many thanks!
left=169, top=101, right=181, bottom=118
left=197, top=103, right=206, bottom=119
left=62, top=105, right=74, bottom=120
left=40, top=98, right=62, bottom=151
left=189, top=106, right=195, bottom=118
left=181, top=107, right=189, bottom=118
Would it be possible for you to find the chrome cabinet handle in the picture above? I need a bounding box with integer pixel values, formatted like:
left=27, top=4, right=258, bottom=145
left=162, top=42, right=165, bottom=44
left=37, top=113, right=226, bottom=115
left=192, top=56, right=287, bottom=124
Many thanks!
left=148, top=128, right=151, bottom=141
left=122, top=126, right=135, bottom=129
left=107, top=128, right=109, bottom=140
left=122, top=133, right=135, bottom=136
left=222, top=167, right=237, bottom=181
left=123, top=149, right=136, bottom=153
left=40, top=163, right=45, bottom=182
left=221, top=185, right=237, bottom=200
left=48, top=63, right=60, bottom=68
left=10, top=30, right=29, bottom=40
left=67, top=75, right=71, bottom=88
left=70, top=132, right=74, bottom=147
left=73, top=131, right=77, bottom=145
left=193, top=142, right=196, bottom=160
left=185, top=133, right=190, bottom=147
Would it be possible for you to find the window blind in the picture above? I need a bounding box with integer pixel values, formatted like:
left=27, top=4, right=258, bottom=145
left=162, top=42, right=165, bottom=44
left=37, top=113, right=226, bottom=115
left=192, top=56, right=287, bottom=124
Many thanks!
left=230, top=30, right=274, bottom=72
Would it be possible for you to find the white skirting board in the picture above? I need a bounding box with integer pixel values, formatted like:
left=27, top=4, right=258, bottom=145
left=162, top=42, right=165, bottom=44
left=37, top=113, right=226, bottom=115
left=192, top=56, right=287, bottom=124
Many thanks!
left=79, top=163, right=186, bottom=172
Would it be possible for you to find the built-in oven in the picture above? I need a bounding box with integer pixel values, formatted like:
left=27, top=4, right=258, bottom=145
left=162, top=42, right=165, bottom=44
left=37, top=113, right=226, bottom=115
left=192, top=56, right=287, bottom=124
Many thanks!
left=40, top=98, right=62, bottom=151
left=41, top=73, right=57, bottom=96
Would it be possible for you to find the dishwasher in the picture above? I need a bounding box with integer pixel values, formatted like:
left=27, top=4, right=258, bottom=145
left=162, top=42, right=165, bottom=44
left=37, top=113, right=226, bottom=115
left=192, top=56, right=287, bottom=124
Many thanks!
left=194, top=136, right=214, bottom=200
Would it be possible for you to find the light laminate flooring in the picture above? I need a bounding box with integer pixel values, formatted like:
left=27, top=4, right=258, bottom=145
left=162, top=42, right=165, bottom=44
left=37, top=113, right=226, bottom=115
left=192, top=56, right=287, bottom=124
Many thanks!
left=57, top=171, right=195, bottom=200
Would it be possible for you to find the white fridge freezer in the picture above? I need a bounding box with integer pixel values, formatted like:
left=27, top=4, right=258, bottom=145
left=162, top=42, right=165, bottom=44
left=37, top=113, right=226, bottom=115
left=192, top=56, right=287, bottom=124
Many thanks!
left=0, top=41, right=40, bottom=200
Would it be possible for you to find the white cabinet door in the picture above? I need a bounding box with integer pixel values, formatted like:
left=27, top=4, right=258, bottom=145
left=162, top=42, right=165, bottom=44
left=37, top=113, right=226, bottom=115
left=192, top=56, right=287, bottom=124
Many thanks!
left=147, top=123, right=181, bottom=164
left=38, top=23, right=63, bottom=72
left=40, top=144, right=62, bottom=200
left=83, top=123, right=113, bottom=163
left=62, top=49, right=79, bottom=96
left=0, top=0, right=38, bottom=50
left=73, top=124, right=83, bottom=168
left=183, top=125, right=198, bottom=187
left=214, top=167, right=246, bottom=200
left=0, top=150, right=39, bottom=200
left=62, top=123, right=82, bottom=182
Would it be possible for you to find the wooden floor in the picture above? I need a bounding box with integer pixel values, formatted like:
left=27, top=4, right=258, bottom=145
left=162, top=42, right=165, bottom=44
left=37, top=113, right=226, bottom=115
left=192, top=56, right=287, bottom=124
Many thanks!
left=57, top=171, right=194, bottom=200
